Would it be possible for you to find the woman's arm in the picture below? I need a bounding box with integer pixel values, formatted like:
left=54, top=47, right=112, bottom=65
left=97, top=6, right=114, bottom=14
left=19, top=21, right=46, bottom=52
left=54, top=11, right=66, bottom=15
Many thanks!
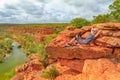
left=95, top=30, right=102, bottom=37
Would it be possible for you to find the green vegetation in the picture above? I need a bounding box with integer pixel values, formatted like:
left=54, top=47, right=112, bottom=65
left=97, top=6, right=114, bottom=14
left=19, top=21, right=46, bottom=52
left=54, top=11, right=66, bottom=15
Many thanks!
left=92, top=14, right=112, bottom=24
left=22, top=36, right=39, bottom=55
left=4, top=69, right=16, bottom=80
left=70, top=18, right=90, bottom=28
left=68, top=0, right=120, bottom=25
left=0, top=23, right=68, bottom=29
left=40, top=66, right=60, bottom=80
left=109, top=0, right=120, bottom=22
left=39, top=34, right=58, bottom=68
left=0, top=38, right=13, bottom=62
left=91, top=0, right=120, bottom=23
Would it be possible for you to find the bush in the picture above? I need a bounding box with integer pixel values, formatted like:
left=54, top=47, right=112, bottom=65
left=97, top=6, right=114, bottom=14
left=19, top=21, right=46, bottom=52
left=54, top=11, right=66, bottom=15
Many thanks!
left=29, top=43, right=39, bottom=53
left=70, top=18, right=90, bottom=28
left=40, top=66, right=60, bottom=80
left=92, top=14, right=112, bottom=24
left=0, top=54, right=5, bottom=62
left=5, top=39, right=13, bottom=53
left=41, top=54, right=49, bottom=68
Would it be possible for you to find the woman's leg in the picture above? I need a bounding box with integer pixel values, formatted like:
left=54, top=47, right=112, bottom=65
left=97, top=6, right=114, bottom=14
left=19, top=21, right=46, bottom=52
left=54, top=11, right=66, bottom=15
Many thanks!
left=64, top=35, right=77, bottom=47
left=68, top=37, right=76, bottom=44
left=76, top=35, right=83, bottom=43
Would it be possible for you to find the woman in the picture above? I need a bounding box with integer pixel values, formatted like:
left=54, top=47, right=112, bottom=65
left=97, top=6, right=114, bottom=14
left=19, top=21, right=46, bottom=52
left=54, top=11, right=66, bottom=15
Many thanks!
left=64, top=28, right=102, bottom=47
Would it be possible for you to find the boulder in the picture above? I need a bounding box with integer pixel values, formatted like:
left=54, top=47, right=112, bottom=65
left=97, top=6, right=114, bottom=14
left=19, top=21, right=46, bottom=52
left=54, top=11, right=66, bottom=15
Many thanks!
left=95, top=36, right=120, bottom=47
left=82, top=58, right=120, bottom=80
left=102, top=30, right=120, bottom=37
left=56, top=58, right=120, bottom=80
left=46, top=45, right=113, bottom=59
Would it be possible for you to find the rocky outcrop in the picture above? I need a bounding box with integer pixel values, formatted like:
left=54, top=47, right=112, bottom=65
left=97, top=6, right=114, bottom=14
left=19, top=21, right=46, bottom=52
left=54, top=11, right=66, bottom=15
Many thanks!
left=58, top=59, right=84, bottom=72
left=46, top=46, right=112, bottom=59
left=56, top=58, right=120, bottom=80
left=12, top=23, right=120, bottom=80
left=45, top=22, right=120, bottom=72
left=11, top=54, right=45, bottom=80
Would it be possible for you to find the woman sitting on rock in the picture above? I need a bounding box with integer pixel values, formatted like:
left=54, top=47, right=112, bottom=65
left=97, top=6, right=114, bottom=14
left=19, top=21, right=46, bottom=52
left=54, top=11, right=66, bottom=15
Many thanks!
left=64, top=28, right=102, bottom=47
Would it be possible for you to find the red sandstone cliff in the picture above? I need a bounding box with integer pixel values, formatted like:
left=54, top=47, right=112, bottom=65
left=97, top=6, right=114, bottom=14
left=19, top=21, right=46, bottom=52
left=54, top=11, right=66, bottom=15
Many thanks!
left=12, top=23, right=120, bottom=80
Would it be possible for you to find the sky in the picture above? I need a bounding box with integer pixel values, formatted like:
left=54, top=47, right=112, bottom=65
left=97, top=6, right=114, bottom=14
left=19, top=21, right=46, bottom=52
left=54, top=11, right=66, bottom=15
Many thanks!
left=0, top=0, right=114, bottom=24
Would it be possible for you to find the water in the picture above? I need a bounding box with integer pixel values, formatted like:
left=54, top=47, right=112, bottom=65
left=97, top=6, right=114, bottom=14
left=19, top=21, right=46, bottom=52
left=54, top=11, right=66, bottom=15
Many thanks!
left=0, top=45, right=29, bottom=80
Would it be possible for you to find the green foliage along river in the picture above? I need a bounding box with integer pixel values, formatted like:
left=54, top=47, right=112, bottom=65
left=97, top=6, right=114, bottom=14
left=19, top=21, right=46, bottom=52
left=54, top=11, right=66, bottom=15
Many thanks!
left=0, top=45, right=29, bottom=80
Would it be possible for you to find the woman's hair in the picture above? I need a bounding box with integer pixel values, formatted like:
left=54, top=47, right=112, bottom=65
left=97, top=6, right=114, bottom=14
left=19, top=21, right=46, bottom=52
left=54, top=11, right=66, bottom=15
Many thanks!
left=91, top=28, right=98, bottom=33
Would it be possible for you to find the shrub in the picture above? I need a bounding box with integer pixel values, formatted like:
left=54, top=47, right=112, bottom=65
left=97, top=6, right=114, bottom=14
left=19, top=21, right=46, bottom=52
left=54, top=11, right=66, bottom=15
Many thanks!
left=0, top=54, right=5, bottom=62
left=92, top=14, right=112, bottom=24
left=40, top=66, right=60, bottom=80
left=70, top=18, right=90, bottom=28
left=41, top=54, right=49, bottom=68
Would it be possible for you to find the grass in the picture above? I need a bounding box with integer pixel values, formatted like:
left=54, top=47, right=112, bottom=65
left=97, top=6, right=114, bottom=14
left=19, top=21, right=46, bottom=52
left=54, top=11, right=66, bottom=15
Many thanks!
left=40, top=66, right=60, bottom=80
left=3, top=69, right=16, bottom=80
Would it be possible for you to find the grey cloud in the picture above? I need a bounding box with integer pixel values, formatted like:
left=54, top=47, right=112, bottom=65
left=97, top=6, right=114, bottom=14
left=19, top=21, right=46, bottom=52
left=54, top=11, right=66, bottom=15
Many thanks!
left=5, top=4, right=18, bottom=10
left=18, top=1, right=45, bottom=16
left=0, top=0, right=114, bottom=23
left=0, top=10, right=17, bottom=17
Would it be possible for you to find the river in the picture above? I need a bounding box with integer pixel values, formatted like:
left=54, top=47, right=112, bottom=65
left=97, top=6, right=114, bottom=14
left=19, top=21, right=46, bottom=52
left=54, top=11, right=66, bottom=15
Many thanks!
left=0, top=43, right=29, bottom=80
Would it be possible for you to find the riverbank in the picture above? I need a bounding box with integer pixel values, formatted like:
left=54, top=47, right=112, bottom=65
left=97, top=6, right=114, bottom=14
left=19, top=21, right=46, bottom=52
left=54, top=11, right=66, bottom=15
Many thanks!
left=0, top=46, right=29, bottom=80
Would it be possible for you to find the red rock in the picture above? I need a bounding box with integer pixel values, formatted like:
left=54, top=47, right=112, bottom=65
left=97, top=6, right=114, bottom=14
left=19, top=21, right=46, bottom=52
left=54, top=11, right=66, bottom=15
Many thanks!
left=82, top=58, right=120, bottom=80
left=55, top=74, right=75, bottom=80
left=49, top=58, right=57, bottom=64
left=66, top=26, right=75, bottom=31
left=102, top=30, right=120, bottom=37
left=46, top=45, right=113, bottom=59
left=55, top=58, right=120, bottom=80
left=81, top=32, right=91, bottom=39
left=81, top=26, right=93, bottom=31
left=58, top=59, right=84, bottom=72
left=101, top=30, right=113, bottom=36
left=96, top=36, right=120, bottom=47
left=55, top=62, right=70, bottom=74
left=7, top=26, right=16, bottom=32
left=112, top=31, right=120, bottom=37
left=11, top=73, right=24, bottom=80
left=83, top=58, right=115, bottom=74
left=62, top=69, right=80, bottom=75
left=113, top=48, right=120, bottom=58
left=60, top=28, right=86, bottom=38
left=12, top=58, right=43, bottom=80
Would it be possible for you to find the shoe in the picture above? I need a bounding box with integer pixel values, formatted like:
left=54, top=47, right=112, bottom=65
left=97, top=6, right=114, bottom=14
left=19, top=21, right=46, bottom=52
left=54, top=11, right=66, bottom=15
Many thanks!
left=64, top=43, right=70, bottom=47
left=71, top=43, right=79, bottom=46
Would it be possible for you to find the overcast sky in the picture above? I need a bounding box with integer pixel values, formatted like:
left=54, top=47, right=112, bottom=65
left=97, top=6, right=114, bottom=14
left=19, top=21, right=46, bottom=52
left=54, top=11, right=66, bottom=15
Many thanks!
left=0, top=0, right=114, bottom=23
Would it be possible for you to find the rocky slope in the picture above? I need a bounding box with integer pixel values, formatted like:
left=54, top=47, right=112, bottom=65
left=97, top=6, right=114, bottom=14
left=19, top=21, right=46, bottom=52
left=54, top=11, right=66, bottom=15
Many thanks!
left=12, top=23, right=120, bottom=80
left=11, top=54, right=48, bottom=80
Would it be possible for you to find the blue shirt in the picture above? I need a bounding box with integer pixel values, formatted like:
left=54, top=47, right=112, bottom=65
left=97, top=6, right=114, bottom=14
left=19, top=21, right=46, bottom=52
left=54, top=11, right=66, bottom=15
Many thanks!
left=83, top=34, right=95, bottom=44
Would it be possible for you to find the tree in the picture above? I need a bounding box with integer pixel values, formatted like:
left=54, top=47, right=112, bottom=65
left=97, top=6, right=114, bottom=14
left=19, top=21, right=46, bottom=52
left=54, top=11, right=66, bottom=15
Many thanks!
left=92, top=14, right=112, bottom=24
left=109, top=0, right=120, bottom=22
left=70, top=18, right=90, bottom=28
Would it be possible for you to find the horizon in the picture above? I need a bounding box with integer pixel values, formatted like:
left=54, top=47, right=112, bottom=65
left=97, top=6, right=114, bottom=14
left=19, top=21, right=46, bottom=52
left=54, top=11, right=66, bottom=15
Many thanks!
left=0, top=0, right=114, bottom=24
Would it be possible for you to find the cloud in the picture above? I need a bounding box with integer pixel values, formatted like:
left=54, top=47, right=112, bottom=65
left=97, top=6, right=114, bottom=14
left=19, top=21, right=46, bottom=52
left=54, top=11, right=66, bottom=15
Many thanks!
left=0, top=0, right=114, bottom=23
